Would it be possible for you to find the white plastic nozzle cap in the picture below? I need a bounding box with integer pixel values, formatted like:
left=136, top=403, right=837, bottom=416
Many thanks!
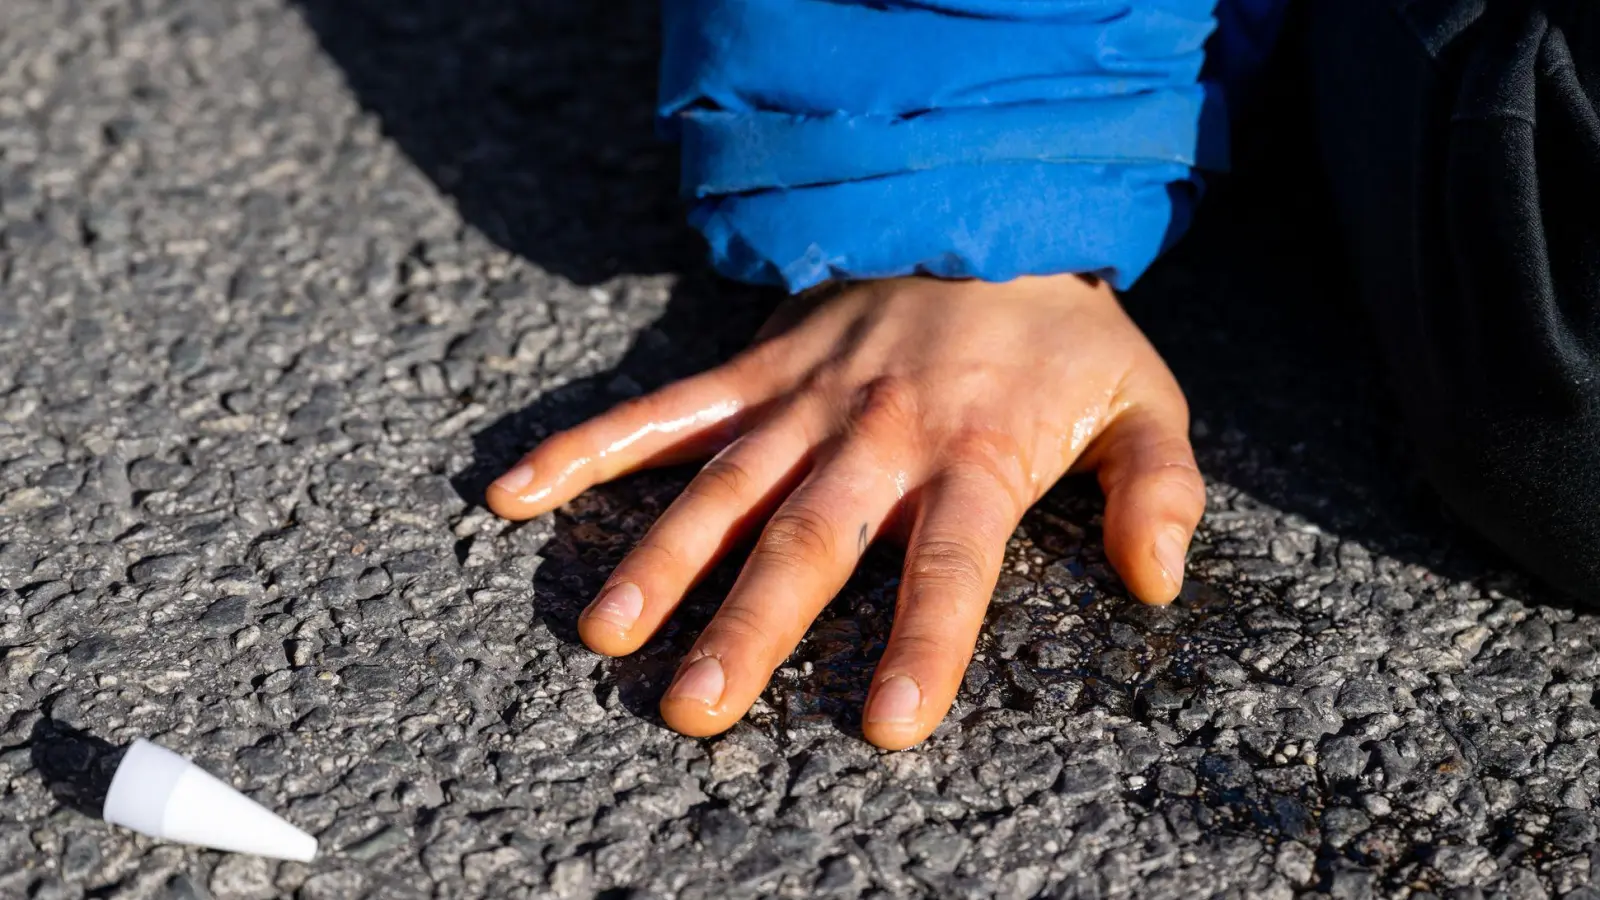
left=102, top=739, right=318, bottom=862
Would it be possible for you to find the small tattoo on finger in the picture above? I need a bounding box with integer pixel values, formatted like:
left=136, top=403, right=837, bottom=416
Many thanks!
left=858, top=523, right=869, bottom=556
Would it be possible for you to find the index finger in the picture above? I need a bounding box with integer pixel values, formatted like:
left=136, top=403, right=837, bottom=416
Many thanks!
left=486, top=359, right=777, bottom=521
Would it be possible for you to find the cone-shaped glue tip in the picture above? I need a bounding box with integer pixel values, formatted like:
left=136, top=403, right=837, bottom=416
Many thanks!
left=102, top=739, right=317, bottom=862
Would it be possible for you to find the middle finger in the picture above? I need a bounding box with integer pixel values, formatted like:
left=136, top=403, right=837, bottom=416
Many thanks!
left=659, top=432, right=915, bottom=737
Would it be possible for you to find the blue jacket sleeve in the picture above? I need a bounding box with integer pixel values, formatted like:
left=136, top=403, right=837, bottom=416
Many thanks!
left=660, top=0, right=1287, bottom=293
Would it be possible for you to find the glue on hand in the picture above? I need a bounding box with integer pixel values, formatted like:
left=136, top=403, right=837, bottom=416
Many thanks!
left=102, top=739, right=318, bottom=861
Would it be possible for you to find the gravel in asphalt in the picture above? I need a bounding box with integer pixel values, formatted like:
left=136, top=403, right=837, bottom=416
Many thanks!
left=2, top=1, right=1597, bottom=898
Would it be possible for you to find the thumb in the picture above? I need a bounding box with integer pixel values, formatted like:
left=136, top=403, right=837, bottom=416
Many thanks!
left=1085, top=402, right=1206, bottom=605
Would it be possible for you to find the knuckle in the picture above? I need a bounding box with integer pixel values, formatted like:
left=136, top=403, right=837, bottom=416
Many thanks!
left=946, top=430, right=1024, bottom=477
left=1146, top=430, right=1199, bottom=464
left=798, top=362, right=851, bottom=402
left=944, top=430, right=1009, bottom=464
left=759, top=505, right=838, bottom=566
left=1099, top=427, right=1192, bottom=488
left=704, top=604, right=781, bottom=657
left=685, top=456, right=755, bottom=505
left=905, top=538, right=990, bottom=595
left=939, top=442, right=1030, bottom=521
left=623, top=540, right=681, bottom=573
left=885, top=631, right=948, bottom=662
left=882, top=631, right=976, bottom=678
left=1145, top=460, right=1208, bottom=506
left=852, top=376, right=921, bottom=434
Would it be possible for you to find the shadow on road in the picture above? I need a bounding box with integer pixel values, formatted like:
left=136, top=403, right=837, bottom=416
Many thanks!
left=287, top=0, right=783, bottom=725
left=28, top=718, right=125, bottom=820
left=289, top=0, right=1519, bottom=734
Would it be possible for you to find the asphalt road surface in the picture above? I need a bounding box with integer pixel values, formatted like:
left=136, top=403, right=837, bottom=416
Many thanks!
left=2, top=1, right=1598, bottom=898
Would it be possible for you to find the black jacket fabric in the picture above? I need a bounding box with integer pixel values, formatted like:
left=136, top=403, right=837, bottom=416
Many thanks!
left=1311, top=0, right=1600, bottom=599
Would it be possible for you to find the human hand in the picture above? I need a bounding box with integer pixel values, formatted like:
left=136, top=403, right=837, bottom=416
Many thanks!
left=487, top=275, right=1204, bottom=749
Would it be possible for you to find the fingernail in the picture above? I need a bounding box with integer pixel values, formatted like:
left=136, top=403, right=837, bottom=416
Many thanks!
left=490, top=462, right=535, bottom=495
left=1154, top=526, right=1189, bottom=589
left=585, top=582, right=644, bottom=631
left=666, top=656, right=725, bottom=706
left=867, top=675, right=922, bottom=725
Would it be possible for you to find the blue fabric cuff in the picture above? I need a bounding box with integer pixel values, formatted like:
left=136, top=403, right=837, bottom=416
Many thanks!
left=680, top=87, right=1228, bottom=196
left=691, top=161, right=1199, bottom=292
left=661, top=0, right=1224, bottom=293
left=662, top=0, right=1216, bottom=123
